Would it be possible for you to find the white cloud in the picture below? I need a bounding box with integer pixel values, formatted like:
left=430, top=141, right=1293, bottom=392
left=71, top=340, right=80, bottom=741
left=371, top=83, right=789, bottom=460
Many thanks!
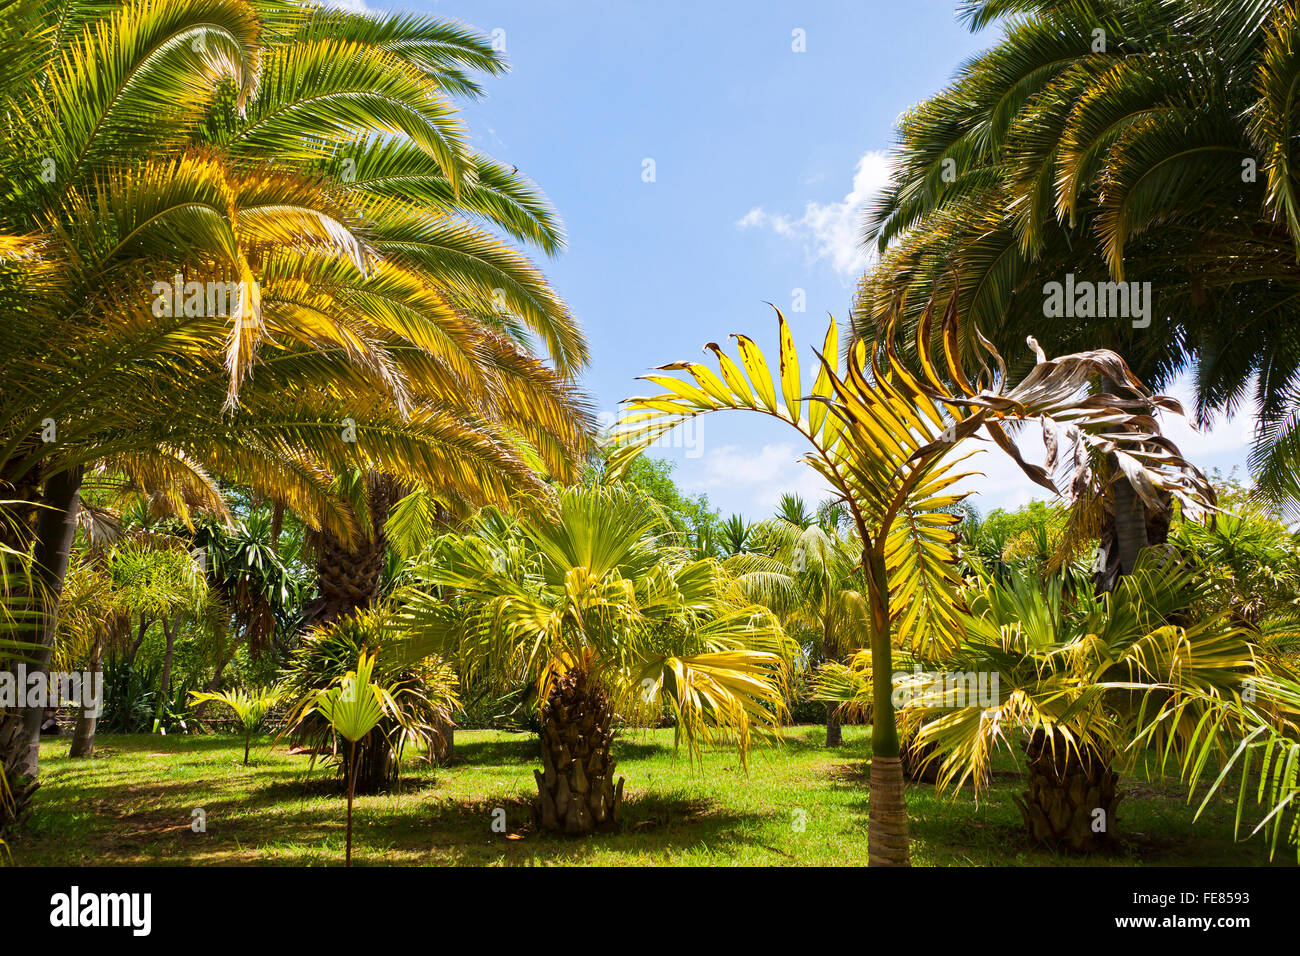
left=321, top=0, right=372, bottom=12
left=683, top=442, right=833, bottom=516
left=736, top=149, right=894, bottom=278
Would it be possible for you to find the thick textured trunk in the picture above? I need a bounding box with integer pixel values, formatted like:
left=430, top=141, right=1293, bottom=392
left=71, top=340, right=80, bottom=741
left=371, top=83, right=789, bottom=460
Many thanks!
left=825, top=703, right=842, bottom=747
left=869, top=757, right=910, bottom=866
left=863, top=548, right=909, bottom=866
left=534, top=670, right=623, bottom=834
left=68, top=632, right=104, bottom=758
left=432, top=720, right=454, bottom=765
left=349, top=727, right=397, bottom=793
left=308, top=474, right=399, bottom=627
left=1014, top=730, right=1120, bottom=852
left=0, top=465, right=82, bottom=825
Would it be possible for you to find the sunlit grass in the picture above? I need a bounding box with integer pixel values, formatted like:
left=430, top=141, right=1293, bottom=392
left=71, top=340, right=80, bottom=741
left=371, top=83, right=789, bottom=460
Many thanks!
left=5, top=727, right=1289, bottom=866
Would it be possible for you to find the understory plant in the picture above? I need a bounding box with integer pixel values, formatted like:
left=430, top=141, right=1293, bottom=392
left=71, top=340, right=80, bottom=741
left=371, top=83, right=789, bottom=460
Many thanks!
left=281, top=610, right=458, bottom=792
left=189, top=687, right=285, bottom=765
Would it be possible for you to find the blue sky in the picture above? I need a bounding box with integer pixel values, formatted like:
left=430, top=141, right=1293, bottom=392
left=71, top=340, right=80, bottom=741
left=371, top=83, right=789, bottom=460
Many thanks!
left=349, top=0, right=1257, bottom=521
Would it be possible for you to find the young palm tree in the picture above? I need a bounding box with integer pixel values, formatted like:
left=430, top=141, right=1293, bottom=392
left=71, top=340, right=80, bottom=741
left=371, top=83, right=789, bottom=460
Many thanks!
left=188, top=687, right=285, bottom=765
left=281, top=608, right=459, bottom=793
left=391, top=485, right=794, bottom=835
left=293, top=651, right=395, bottom=866
left=610, top=297, right=1214, bottom=864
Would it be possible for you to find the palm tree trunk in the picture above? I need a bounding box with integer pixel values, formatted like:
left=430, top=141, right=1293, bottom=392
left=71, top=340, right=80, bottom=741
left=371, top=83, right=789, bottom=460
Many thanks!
left=1111, top=472, right=1149, bottom=578
left=345, top=739, right=358, bottom=866
left=243, top=730, right=251, bottom=766
left=123, top=617, right=148, bottom=667
left=825, top=703, right=842, bottom=747
left=0, top=465, right=82, bottom=825
left=1014, top=730, right=1120, bottom=852
left=308, top=474, right=399, bottom=627
left=534, top=669, right=623, bottom=834
left=864, top=548, right=909, bottom=866
left=69, top=631, right=104, bottom=758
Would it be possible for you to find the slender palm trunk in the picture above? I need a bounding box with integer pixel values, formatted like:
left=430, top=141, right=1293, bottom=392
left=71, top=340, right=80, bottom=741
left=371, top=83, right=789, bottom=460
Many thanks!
left=69, top=631, right=104, bottom=758
left=864, top=549, right=909, bottom=866
left=345, top=738, right=358, bottom=866
left=243, top=730, right=251, bottom=766
left=0, top=465, right=82, bottom=824
left=124, top=617, right=148, bottom=666
left=153, top=617, right=179, bottom=730
left=823, top=624, right=842, bottom=746
left=534, top=669, right=623, bottom=834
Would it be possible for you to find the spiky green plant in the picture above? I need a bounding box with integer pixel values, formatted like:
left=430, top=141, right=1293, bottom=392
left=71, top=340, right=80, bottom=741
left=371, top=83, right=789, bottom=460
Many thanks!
left=293, top=651, right=394, bottom=866
left=189, top=686, right=285, bottom=765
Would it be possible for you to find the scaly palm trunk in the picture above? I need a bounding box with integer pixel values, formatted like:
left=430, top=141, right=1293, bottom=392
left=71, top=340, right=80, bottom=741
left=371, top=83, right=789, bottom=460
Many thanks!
left=0, top=465, right=83, bottom=826
left=534, top=669, right=623, bottom=834
left=864, top=549, right=909, bottom=866
left=1014, top=730, right=1120, bottom=852
left=310, top=473, right=454, bottom=789
left=308, top=474, right=399, bottom=628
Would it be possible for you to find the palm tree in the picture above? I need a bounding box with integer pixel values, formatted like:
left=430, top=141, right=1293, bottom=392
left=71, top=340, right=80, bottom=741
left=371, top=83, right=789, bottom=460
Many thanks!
left=857, top=0, right=1300, bottom=514
left=729, top=517, right=865, bottom=746
left=188, top=686, right=284, bottom=765
left=610, top=297, right=1214, bottom=864
left=1144, top=671, right=1300, bottom=860
left=776, top=493, right=814, bottom=529
left=292, top=650, right=397, bottom=866
left=0, top=0, right=591, bottom=819
left=718, top=513, right=753, bottom=556
left=391, top=485, right=794, bottom=834
left=828, top=557, right=1270, bottom=852
left=281, top=608, right=459, bottom=793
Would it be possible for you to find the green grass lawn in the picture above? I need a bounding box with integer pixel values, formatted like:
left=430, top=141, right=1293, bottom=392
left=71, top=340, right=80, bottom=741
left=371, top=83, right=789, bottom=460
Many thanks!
left=6, top=726, right=1292, bottom=866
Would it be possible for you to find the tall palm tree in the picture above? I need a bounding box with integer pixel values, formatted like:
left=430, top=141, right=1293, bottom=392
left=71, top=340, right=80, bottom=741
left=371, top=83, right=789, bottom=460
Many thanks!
left=0, top=0, right=591, bottom=819
left=391, top=485, right=795, bottom=834
left=857, top=0, right=1300, bottom=516
left=611, top=296, right=1214, bottom=865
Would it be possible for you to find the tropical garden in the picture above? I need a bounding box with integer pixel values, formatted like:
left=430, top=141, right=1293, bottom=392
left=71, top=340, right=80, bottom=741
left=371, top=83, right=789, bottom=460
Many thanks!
left=1, top=0, right=1299, bottom=870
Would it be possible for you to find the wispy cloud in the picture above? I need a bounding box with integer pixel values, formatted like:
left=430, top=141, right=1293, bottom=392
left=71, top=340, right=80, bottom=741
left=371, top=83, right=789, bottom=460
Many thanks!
left=736, top=149, right=893, bottom=279
left=682, top=442, right=833, bottom=516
